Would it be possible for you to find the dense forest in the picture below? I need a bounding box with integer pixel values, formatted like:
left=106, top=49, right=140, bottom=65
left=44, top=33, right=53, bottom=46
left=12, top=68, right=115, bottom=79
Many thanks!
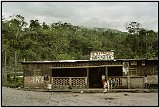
left=2, top=15, right=158, bottom=71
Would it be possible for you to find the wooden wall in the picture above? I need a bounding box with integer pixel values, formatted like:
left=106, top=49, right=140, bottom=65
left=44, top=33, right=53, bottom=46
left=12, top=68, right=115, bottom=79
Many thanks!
left=22, top=60, right=158, bottom=89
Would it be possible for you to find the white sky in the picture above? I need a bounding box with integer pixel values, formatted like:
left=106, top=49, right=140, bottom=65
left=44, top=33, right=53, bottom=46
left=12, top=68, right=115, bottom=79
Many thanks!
left=2, top=2, right=158, bottom=32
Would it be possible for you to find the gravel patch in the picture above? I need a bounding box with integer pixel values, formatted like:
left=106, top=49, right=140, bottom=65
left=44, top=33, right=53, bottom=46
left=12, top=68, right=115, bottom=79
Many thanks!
left=2, top=87, right=158, bottom=106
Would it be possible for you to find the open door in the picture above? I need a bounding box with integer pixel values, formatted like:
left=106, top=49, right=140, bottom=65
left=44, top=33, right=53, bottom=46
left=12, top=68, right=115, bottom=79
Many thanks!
left=89, top=67, right=105, bottom=88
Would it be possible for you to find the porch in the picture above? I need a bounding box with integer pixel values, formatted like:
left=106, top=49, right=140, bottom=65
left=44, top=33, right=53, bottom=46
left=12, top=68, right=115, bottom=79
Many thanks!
left=49, top=76, right=145, bottom=89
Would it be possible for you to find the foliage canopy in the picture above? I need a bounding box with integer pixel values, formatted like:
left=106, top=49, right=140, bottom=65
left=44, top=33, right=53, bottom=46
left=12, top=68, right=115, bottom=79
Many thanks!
left=2, top=15, right=158, bottom=71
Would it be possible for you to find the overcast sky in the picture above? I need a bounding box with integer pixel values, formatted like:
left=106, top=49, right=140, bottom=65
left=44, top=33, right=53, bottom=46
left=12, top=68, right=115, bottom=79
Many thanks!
left=2, top=2, right=158, bottom=32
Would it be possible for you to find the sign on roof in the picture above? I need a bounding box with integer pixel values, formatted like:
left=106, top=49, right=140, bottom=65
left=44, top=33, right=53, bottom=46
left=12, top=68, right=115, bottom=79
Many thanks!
left=90, top=51, right=114, bottom=60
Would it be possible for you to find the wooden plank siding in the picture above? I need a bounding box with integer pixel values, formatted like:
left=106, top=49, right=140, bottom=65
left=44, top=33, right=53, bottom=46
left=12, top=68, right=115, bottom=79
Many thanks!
left=22, top=60, right=158, bottom=89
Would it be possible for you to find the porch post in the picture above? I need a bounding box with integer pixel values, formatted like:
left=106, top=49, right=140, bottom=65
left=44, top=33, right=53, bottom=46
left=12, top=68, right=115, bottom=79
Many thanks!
left=69, top=77, right=72, bottom=87
left=127, top=76, right=131, bottom=89
left=105, top=66, right=108, bottom=79
left=87, top=68, right=89, bottom=88
left=50, top=68, right=52, bottom=84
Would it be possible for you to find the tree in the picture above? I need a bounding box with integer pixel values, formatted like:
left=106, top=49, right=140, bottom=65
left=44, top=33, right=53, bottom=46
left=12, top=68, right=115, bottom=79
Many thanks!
left=2, top=15, right=158, bottom=72
left=125, top=22, right=141, bottom=35
left=29, top=19, right=41, bottom=31
left=125, top=22, right=158, bottom=59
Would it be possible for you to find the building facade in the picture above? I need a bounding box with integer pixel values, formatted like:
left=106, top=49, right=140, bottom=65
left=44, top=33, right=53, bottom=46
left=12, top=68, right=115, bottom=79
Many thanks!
left=21, top=59, right=158, bottom=89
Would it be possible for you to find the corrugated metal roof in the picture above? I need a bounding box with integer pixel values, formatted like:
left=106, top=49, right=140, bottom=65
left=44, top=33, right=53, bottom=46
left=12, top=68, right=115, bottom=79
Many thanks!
left=21, top=59, right=158, bottom=64
left=21, top=60, right=89, bottom=63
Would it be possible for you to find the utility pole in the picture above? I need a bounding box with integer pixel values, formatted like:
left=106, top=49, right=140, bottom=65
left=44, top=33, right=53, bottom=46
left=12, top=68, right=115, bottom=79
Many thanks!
left=4, top=52, right=7, bottom=86
left=14, top=51, right=17, bottom=88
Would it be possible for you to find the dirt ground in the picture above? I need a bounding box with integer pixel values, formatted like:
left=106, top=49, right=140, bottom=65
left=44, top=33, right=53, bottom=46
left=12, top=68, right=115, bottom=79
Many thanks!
left=1, top=87, right=158, bottom=106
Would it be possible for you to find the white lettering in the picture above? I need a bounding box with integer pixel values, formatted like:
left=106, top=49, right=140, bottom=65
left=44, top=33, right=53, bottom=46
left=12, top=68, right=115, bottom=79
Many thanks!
left=90, top=51, right=114, bottom=60
left=32, top=76, right=44, bottom=83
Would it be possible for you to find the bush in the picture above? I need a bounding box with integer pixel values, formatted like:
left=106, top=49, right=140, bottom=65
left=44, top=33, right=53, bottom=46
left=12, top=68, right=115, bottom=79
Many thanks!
left=7, top=77, right=23, bottom=88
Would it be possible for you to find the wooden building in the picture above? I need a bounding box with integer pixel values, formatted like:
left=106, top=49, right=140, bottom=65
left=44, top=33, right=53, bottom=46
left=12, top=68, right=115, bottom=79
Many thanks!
left=21, top=59, right=158, bottom=89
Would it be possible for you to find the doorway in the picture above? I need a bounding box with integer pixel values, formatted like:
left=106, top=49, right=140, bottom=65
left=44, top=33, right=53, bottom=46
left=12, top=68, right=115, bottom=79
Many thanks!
left=89, top=67, right=105, bottom=88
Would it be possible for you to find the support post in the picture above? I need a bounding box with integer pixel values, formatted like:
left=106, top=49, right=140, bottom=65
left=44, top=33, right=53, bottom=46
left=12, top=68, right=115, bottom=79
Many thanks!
left=85, top=77, right=87, bottom=87
left=87, top=68, right=89, bottom=88
left=4, top=52, right=7, bottom=86
left=105, top=66, right=108, bottom=79
left=127, top=76, right=131, bottom=89
left=69, top=77, right=72, bottom=87
left=50, top=69, right=52, bottom=84
left=23, top=65, right=25, bottom=88
left=14, top=51, right=17, bottom=88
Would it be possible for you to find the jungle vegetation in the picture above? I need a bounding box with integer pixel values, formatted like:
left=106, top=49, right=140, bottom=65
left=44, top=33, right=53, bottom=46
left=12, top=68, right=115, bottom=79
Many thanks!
left=2, top=15, right=158, bottom=71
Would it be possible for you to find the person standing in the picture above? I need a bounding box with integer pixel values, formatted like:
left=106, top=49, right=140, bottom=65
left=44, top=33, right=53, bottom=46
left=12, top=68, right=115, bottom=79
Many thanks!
left=144, top=75, right=148, bottom=89
left=111, top=78, right=115, bottom=89
left=103, top=79, right=108, bottom=93
left=44, top=73, right=49, bottom=89
left=44, top=73, right=49, bottom=81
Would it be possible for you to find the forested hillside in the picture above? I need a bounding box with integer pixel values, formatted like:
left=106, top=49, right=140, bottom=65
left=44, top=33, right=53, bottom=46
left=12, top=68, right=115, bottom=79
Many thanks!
left=2, top=15, right=158, bottom=71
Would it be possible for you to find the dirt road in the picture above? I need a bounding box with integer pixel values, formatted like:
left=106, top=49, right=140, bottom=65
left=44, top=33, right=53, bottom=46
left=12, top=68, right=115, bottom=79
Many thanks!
left=2, top=87, right=158, bottom=106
